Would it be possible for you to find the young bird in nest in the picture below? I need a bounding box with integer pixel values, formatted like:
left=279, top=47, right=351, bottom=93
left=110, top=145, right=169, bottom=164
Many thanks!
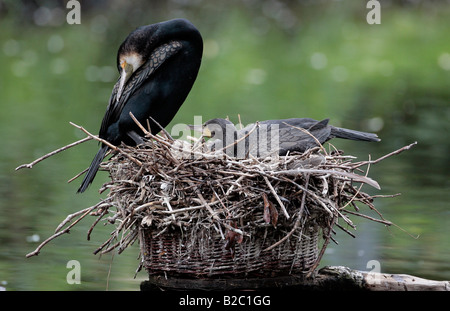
left=190, top=118, right=380, bottom=158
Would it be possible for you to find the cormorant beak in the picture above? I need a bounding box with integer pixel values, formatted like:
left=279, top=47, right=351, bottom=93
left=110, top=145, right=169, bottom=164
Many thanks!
left=117, top=61, right=134, bottom=101
left=202, top=127, right=213, bottom=138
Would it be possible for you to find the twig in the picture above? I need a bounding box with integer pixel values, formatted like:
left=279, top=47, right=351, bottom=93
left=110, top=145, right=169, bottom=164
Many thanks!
left=162, top=197, right=176, bottom=221
left=26, top=230, right=69, bottom=258
left=93, top=235, right=116, bottom=255
left=335, top=222, right=356, bottom=238
left=87, top=207, right=110, bottom=241
left=263, top=176, right=290, bottom=219
left=26, top=205, right=97, bottom=258
left=191, top=183, right=247, bottom=238
left=55, top=208, right=90, bottom=233
left=148, top=116, right=174, bottom=142
left=67, top=168, right=88, bottom=183
left=340, top=155, right=372, bottom=211
left=343, top=209, right=393, bottom=226
left=263, top=175, right=310, bottom=252
left=351, top=141, right=418, bottom=169
left=283, top=122, right=328, bottom=155
left=69, top=122, right=143, bottom=167
left=129, top=112, right=150, bottom=136
left=217, top=122, right=259, bottom=155
left=307, top=216, right=337, bottom=278
left=273, top=168, right=380, bottom=190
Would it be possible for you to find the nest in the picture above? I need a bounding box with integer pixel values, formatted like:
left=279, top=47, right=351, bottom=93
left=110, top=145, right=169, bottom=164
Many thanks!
left=89, top=126, right=395, bottom=277
left=20, top=121, right=416, bottom=278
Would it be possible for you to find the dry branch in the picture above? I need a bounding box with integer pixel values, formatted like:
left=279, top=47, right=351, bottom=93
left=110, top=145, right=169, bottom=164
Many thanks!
left=15, top=136, right=92, bottom=171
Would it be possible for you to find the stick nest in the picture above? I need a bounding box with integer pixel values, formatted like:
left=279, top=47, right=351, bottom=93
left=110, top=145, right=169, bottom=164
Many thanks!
left=91, top=130, right=395, bottom=274
left=21, top=122, right=416, bottom=276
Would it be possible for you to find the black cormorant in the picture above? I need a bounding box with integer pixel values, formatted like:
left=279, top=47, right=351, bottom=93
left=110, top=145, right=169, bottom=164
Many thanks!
left=78, top=18, right=203, bottom=193
left=195, top=118, right=380, bottom=158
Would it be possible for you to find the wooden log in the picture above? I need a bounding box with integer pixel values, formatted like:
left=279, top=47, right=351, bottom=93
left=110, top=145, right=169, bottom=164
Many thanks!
left=317, top=266, right=450, bottom=291
left=140, top=266, right=450, bottom=291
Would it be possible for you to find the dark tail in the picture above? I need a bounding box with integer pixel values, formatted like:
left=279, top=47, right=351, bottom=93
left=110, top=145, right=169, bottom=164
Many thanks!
left=331, top=126, right=381, bottom=142
left=77, top=144, right=109, bottom=193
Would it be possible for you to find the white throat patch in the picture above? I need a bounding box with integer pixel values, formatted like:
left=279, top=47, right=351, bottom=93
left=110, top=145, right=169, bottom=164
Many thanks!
left=121, top=53, right=144, bottom=72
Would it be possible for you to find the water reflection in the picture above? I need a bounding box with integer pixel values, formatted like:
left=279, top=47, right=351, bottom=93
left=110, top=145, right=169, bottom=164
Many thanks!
left=318, top=115, right=450, bottom=280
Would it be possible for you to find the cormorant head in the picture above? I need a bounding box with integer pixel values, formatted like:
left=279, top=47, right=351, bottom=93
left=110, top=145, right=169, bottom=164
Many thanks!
left=115, top=18, right=202, bottom=101
left=187, top=118, right=236, bottom=138
left=203, top=118, right=236, bottom=138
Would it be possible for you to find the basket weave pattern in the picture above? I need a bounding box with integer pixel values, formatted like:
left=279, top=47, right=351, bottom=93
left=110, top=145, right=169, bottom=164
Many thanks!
left=142, top=222, right=319, bottom=277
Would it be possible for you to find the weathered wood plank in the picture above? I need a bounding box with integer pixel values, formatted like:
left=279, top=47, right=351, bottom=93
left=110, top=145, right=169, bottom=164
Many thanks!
left=141, top=266, right=450, bottom=291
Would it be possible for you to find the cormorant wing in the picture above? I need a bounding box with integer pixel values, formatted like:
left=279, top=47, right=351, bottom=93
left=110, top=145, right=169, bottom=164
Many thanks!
left=306, top=118, right=332, bottom=143
left=99, top=41, right=183, bottom=137
left=275, top=119, right=332, bottom=154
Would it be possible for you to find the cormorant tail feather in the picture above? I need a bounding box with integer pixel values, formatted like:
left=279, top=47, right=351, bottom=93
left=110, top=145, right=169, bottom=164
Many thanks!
left=77, top=144, right=108, bottom=193
left=331, top=126, right=380, bottom=142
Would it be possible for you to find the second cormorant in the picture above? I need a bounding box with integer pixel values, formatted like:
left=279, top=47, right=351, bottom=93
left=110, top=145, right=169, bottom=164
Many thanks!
left=194, top=118, right=380, bottom=158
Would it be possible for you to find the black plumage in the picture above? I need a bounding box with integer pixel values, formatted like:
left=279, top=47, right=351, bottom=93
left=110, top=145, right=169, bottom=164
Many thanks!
left=78, top=19, right=203, bottom=193
left=197, top=118, right=380, bottom=158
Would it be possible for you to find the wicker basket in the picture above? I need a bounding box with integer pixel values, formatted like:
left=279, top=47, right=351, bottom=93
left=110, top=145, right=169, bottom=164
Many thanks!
left=141, top=220, right=319, bottom=278
left=95, top=134, right=393, bottom=281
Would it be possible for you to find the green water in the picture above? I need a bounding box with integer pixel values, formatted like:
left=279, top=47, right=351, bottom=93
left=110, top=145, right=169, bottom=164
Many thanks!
left=0, top=2, right=449, bottom=290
